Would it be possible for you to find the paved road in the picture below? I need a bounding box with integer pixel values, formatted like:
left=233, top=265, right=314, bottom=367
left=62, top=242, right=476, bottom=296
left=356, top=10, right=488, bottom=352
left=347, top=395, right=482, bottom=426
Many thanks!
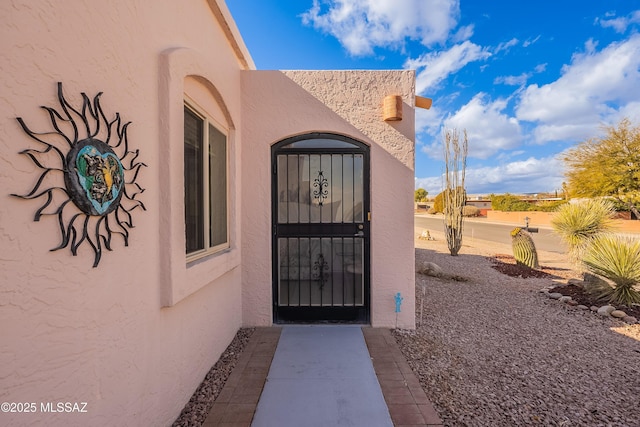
left=415, top=214, right=567, bottom=254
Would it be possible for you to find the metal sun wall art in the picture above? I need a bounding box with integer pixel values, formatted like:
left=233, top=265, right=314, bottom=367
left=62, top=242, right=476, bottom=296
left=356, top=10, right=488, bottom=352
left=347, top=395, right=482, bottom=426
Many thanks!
left=12, top=83, right=146, bottom=267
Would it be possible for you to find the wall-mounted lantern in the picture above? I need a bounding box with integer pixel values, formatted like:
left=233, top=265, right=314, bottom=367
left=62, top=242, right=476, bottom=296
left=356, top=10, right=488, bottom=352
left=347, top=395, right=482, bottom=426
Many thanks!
left=383, top=94, right=433, bottom=122
left=383, top=95, right=403, bottom=121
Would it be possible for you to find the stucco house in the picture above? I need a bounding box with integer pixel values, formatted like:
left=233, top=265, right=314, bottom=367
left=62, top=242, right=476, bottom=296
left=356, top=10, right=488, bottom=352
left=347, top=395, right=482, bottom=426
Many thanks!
left=0, top=1, right=422, bottom=425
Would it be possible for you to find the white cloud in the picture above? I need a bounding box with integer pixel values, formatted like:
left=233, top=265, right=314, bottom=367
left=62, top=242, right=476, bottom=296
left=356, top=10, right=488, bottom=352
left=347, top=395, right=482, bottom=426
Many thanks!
left=415, top=106, right=443, bottom=135
left=407, top=41, right=491, bottom=94
left=451, top=24, right=474, bottom=43
left=494, top=73, right=530, bottom=86
left=522, top=35, right=541, bottom=48
left=516, top=34, right=640, bottom=144
left=597, top=10, right=640, bottom=33
left=301, top=0, right=461, bottom=56
left=494, top=63, right=546, bottom=87
left=443, top=94, right=522, bottom=159
left=415, top=155, right=565, bottom=194
left=494, top=38, right=518, bottom=54
left=414, top=176, right=444, bottom=195
left=534, top=63, right=547, bottom=73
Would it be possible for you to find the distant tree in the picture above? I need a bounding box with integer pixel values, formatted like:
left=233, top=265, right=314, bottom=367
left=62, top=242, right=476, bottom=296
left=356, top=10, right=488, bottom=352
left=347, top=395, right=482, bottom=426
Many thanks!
left=490, top=193, right=531, bottom=211
left=561, top=182, right=570, bottom=200
left=433, top=191, right=445, bottom=213
left=414, top=188, right=428, bottom=202
left=564, top=118, right=640, bottom=219
left=433, top=188, right=466, bottom=214
left=536, top=200, right=567, bottom=212
left=462, top=205, right=480, bottom=217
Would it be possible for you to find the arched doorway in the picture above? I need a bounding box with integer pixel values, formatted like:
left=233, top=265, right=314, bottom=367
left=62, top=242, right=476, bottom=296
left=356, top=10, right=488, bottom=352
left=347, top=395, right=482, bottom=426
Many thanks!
left=271, top=133, right=370, bottom=323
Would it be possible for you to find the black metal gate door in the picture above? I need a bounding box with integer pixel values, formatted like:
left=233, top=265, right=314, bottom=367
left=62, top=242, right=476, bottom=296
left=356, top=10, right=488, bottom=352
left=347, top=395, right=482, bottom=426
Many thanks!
left=272, top=134, right=370, bottom=323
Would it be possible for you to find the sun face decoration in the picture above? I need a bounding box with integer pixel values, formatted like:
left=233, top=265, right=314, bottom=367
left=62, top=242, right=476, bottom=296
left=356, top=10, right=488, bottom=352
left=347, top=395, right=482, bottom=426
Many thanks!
left=12, top=82, right=146, bottom=267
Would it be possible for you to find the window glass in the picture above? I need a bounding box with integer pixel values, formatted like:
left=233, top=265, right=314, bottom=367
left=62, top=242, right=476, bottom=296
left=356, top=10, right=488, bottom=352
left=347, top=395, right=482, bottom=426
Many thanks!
left=280, top=138, right=359, bottom=149
left=209, top=124, right=227, bottom=248
left=184, top=104, right=229, bottom=258
left=184, top=107, right=204, bottom=253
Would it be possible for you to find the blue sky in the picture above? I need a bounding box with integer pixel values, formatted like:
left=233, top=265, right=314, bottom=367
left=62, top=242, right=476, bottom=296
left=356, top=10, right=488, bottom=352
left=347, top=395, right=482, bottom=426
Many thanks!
left=226, top=0, right=640, bottom=196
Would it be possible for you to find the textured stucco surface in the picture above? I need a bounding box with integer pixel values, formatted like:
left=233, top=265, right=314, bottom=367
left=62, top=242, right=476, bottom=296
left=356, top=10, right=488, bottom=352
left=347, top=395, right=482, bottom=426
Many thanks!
left=0, top=1, right=247, bottom=425
left=241, top=70, right=416, bottom=328
left=1, top=2, right=418, bottom=425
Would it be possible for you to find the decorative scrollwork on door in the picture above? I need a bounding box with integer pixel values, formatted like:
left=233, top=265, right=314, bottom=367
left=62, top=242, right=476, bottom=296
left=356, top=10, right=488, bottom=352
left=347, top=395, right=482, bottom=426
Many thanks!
left=312, top=252, right=329, bottom=289
left=312, top=170, right=328, bottom=206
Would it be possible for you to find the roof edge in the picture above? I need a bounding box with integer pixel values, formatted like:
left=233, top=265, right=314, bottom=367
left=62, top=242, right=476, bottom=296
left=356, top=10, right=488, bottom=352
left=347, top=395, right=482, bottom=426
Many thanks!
left=207, top=0, right=256, bottom=70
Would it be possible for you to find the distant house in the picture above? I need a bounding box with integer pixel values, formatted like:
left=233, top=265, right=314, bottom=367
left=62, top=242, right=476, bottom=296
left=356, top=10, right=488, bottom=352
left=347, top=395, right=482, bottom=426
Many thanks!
left=1, top=1, right=422, bottom=425
left=466, top=198, right=492, bottom=216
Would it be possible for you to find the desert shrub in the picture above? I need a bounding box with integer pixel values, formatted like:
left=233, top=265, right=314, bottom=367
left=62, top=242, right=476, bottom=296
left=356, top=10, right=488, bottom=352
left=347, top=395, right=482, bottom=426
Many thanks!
left=582, top=234, right=640, bottom=305
left=536, top=200, right=568, bottom=212
left=551, top=199, right=615, bottom=264
left=462, top=205, right=480, bottom=217
left=434, top=188, right=466, bottom=214
left=433, top=192, right=444, bottom=213
left=490, top=193, right=532, bottom=211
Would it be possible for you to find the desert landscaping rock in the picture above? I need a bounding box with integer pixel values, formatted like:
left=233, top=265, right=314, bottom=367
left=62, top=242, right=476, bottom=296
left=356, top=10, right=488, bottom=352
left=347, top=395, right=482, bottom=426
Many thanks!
left=548, top=292, right=563, bottom=300
left=611, top=310, right=627, bottom=318
left=402, top=228, right=640, bottom=427
left=623, top=316, right=638, bottom=324
left=559, top=296, right=572, bottom=303
left=577, top=305, right=589, bottom=310
left=173, top=328, right=254, bottom=427
left=597, top=305, right=616, bottom=316
left=417, top=261, right=444, bottom=277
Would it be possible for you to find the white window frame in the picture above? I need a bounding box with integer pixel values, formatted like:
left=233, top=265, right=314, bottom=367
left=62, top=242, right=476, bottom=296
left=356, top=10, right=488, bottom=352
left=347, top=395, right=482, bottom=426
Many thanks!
left=184, top=98, right=230, bottom=263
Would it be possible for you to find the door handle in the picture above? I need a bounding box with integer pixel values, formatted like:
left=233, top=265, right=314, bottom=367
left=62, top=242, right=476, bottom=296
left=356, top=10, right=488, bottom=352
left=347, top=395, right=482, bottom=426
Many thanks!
left=354, top=231, right=365, bottom=237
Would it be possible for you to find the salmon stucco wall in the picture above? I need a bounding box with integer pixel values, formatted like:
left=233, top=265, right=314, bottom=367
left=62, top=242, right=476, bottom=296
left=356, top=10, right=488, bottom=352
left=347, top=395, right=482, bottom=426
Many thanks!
left=241, top=70, right=417, bottom=329
left=487, top=210, right=640, bottom=233
left=0, top=1, right=248, bottom=425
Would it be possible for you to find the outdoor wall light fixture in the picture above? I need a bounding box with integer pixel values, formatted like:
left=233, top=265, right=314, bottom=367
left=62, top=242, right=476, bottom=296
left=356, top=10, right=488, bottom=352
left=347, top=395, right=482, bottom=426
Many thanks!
left=383, top=95, right=432, bottom=121
left=383, top=95, right=403, bottom=121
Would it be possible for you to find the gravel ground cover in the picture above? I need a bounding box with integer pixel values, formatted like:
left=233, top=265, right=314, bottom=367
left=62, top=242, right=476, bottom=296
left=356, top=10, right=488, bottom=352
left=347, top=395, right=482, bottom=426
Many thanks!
left=397, top=229, right=640, bottom=426
left=172, top=328, right=255, bottom=427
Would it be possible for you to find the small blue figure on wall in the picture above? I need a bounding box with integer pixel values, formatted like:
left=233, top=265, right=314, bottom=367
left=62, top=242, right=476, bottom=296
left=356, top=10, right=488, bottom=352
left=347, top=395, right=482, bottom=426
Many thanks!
left=394, top=292, right=403, bottom=313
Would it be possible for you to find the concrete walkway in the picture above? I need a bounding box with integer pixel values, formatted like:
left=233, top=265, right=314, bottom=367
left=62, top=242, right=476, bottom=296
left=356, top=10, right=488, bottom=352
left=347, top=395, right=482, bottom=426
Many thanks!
left=251, top=325, right=392, bottom=427
left=203, top=326, right=443, bottom=427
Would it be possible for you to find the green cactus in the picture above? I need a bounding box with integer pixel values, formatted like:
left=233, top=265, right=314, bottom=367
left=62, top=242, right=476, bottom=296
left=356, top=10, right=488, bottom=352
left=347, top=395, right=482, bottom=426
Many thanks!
left=511, top=227, right=539, bottom=269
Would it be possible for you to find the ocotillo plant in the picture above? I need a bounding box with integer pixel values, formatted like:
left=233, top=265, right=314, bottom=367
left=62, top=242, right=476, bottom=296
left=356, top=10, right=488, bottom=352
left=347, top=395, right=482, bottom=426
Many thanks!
left=511, top=227, right=539, bottom=269
left=443, top=129, right=468, bottom=256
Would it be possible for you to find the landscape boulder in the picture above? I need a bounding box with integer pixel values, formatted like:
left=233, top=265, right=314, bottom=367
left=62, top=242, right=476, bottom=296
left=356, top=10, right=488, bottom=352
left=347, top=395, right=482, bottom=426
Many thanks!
left=597, top=305, right=616, bottom=317
left=417, top=261, right=444, bottom=277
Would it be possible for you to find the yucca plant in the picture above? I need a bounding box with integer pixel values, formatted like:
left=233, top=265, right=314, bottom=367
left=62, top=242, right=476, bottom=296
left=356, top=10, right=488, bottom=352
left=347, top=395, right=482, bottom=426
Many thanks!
left=582, top=234, right=640, bottom=306
left=550, top=199, right=616, bottom=265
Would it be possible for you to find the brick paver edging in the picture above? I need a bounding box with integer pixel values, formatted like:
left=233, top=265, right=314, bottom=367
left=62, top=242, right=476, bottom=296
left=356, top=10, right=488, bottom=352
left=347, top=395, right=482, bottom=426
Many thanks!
left=203, top=327, right=282, bottom=427
left=362, top=328, right=444, bottom=426
left=203, top=326, right=443, bottom=427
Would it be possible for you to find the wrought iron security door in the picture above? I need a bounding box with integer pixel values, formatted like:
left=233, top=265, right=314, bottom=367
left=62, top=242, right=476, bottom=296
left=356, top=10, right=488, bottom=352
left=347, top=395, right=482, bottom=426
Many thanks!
left=272, top=134, right=370, bottom=323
